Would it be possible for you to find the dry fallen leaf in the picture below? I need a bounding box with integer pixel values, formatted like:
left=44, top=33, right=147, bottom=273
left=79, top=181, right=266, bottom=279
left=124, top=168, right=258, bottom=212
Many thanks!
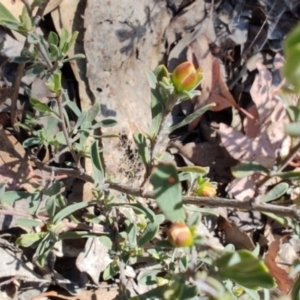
left=265, top=237, right=294, bottom=295
left=220, top=62, right=291, bottom=200
left=186, top=35, right=244, bottom=130
left=218, top=216, right=255, bottom=250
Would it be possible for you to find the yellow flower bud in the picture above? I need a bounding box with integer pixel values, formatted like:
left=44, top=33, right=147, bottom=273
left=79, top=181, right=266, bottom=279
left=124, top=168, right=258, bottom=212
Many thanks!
left=195, top=181, right=217, bottom=197
left=168, top=223, right=194, bottom=247
left=171, top=62, right=202, bottom=93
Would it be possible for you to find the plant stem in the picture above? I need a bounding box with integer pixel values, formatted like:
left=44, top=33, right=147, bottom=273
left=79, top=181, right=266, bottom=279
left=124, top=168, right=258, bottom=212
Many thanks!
left=56, top=91, right=82, bottom=171
left=10, top=0, right=51, bottom=131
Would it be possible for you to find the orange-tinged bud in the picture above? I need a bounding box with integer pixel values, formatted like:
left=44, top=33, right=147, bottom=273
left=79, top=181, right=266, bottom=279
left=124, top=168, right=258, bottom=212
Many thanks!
left=171, top=62, right=202, bottom=93
left=168, top=223, right=194, bottom=247
left=195, top=181, right=217, bottom=197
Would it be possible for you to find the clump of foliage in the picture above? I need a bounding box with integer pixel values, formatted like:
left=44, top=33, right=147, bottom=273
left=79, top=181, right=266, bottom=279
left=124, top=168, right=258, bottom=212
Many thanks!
left=1, top=1, right=300, bottom=299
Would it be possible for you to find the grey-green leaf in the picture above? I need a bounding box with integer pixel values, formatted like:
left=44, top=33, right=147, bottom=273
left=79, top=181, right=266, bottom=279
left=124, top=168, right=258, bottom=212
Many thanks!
left=90, top=141, right=104, bottom=184
left=150, top=163, right=185, bottom=223
left=232, top=161, right=269, bottom=178
left=133, top=133, right=150, bottom=169
left=170, top=103, right=216, bottom=132
left=260, top=182, right=289, bottom=203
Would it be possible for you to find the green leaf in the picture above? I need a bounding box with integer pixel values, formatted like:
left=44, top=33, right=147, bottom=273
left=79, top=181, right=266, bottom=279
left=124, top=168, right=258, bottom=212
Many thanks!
left=27, top=32, right=40, bottom=44
left=30, top=97, right=52, bottom=113
left=45, top=196, right=56, bottom=220
left=53, top=200, right=96, bottom=223
left=170, top=103, right=216, bottom=131
left=285, top=122, right=300, bottom=137
left=62, top=53, right=86, bottom=63
left=138, top=268, right=161, bottom=286
left=53, top=71, right=62, bottom=93
left=113, top=202, right=156, bottom=223
left=215, top=250, right=276, bottom=289
left=16, top=218, right=43, bottom=227
left=12, top=56, right=31, bottom=64
left=0, top=2, right=20, bottom=24
left=291, top=274, right=300, bottom=300
left=23, top=137, right=41, bottom=148
left=103, top=262, right=119, bottom=281
left=48, top=44, right=60, bottom=61
left=138, top=222, right=159, bottom=247
left=48, top=31, right=59, bottom=46
left=35, top=234, right=53, bottom=267
left=64, top=100, right=81, bottom=117
left=261, top=212, right=289, bottom=226
left=90, top=141, right=104, bottom=184
left=260, top=182, right=289, bottom=203
left=68, top=31, right=79, bottom=50
left=149, top=89, right=164, bottom=139
left=146, top=70, right=157, bottom=89
left=59, top=29, right=69, bottom=52
left=232, top=162, right=269, bottom=178
left=20, top=5, right=32, bottom=31
left=55, top=131, right=67, bottom=145
left=271, top=171, right=300, bottom=180
left=177, top=166, right=209, bottom=175
left=92, top=118, right=117, bottom=129
left=43, top=181, right=61, bottom=196
left=16, top=232, right=47, bottom=247
left=133, top=133, right=150, bottom=169
left=86, top=102, right=100, bottom=123
left=150, top=163, right=185, bottom=222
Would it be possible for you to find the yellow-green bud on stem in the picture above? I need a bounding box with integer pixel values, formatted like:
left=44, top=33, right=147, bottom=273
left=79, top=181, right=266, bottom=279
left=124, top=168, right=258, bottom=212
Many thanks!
left=168, top=223, right=194, bottom=247
left=171, top=62, right=203, bottom=93
left=195, top=181, right=217, bottom=197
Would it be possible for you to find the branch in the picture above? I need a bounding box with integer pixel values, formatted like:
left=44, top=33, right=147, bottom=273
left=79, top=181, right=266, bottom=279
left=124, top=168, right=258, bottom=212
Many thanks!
left=30, top=157, right=300, bottom=221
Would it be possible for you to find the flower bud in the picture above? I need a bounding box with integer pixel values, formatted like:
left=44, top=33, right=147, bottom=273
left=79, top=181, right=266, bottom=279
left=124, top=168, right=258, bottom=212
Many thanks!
left=195, top=181, right=217, bottom=197
left=168, top=223, right=194, bottom=247
left=171, top=62, right=202, bottom=93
